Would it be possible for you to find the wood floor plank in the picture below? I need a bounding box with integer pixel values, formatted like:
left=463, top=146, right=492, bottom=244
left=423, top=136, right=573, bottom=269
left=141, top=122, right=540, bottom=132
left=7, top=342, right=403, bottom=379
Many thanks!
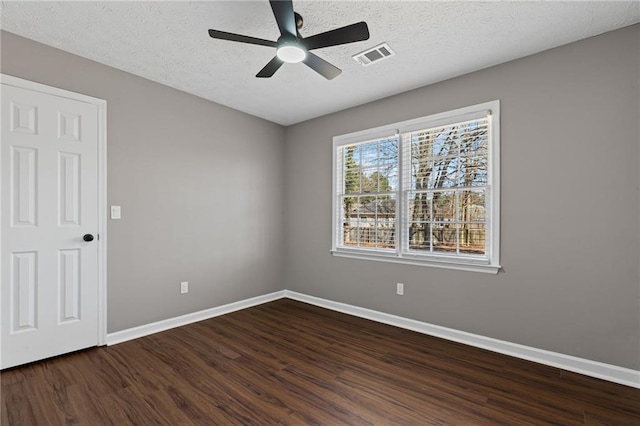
left=583, top=407, right=640, bottom=426
left=484, top=391, right=585, bottom=425
left=2, top=299, right=639, bottom=425
left=0, top=400, right=8, bottom=426
left=63, top=382, right=125, bottom=426
left=3, top=382, right=42, bottom=426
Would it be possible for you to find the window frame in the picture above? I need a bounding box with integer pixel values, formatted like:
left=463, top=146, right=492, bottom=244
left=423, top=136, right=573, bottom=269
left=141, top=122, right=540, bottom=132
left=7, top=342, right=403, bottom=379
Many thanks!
left=331, top=100, right=500, bottom=274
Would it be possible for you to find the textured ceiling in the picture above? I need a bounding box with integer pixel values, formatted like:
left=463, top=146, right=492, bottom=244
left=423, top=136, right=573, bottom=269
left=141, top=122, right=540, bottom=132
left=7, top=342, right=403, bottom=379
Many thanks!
left=1, top=1, right=639, bottom=126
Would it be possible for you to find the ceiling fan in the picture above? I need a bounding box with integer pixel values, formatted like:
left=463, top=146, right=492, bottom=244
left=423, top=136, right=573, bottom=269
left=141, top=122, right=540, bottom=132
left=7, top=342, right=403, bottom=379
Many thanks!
left=208, top=0, right=370, bottom=80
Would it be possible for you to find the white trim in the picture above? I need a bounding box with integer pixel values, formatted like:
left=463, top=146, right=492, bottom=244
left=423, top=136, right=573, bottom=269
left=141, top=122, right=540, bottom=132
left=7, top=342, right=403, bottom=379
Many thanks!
left=97, top=100, right=108, bottom=346
left=331, top=249, right=500, bottom=274
left=0, top=73, right=107, bottom=106
left=332, top=104, right=492, bottom=148
left=284, top=290, right=640, bottom=389
left=331, top=137, right=338, bottom=252
left=0, top=74, right=108, bottom=347
left=487, top=104, right=500, bottom=266
left=0, top=74, right=106, bottom=105
left=106, top=291, right=286, bottom=346
left=105, top=289, right=639, bottom=389
left=331, top=100, right=500, bottom=272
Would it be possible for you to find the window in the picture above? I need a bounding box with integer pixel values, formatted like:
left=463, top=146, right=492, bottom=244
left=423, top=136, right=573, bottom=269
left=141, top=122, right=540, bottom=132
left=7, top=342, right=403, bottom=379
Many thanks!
left=332, top=101, right=500, bottom=273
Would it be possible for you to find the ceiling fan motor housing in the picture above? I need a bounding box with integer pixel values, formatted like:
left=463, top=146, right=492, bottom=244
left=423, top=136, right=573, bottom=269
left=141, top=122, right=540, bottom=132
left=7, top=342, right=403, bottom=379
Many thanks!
left=294, top=12, right=303, bottom=30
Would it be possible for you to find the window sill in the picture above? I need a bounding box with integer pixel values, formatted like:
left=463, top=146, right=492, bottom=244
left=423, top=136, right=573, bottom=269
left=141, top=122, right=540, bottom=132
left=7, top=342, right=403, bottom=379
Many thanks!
left=330, top=249, right=501, bottom=274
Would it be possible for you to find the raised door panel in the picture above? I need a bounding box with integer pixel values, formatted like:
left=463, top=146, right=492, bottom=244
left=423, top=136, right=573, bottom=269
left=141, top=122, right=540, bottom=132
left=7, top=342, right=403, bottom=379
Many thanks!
left=10, top=101, right=37, bottom=135
left=57, top=112, right=81, bottom=142
left=58, top=152, right=80, bottom=227
left=11, top=146, right=38, bottom=227
left=58, top=249, right=80, bottom=323
left=11, top=251, right=37, bottom=332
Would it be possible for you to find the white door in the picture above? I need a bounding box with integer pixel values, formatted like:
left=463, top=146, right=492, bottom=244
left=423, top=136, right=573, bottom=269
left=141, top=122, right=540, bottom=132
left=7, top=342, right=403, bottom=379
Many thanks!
left=1, top=79, right=102, bottom=369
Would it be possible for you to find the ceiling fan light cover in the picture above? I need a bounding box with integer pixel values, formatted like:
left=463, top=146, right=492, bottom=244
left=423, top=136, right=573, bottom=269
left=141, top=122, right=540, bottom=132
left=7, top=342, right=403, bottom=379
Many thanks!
left=277, top=44, right=306, bottom=63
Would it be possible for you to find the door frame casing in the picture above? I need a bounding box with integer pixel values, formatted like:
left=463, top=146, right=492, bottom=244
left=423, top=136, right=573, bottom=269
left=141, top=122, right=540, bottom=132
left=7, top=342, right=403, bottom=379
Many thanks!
left=0, top=73, right=108, bottom=347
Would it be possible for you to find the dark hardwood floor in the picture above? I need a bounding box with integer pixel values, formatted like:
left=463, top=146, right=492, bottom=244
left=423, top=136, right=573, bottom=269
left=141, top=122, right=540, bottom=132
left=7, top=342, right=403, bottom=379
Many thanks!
left=2, top=299, right=639, bottom=425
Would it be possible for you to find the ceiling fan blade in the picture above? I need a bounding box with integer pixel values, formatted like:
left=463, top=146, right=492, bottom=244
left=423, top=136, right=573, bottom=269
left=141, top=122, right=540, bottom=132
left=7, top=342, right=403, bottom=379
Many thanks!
left=208, top=29, right=276, bottom=47
left=303, top=52, right=341, bottom=80
left=302, top=22, right=370, bottom=51
left=269, top=0, right=296, bottom=37
left=256, top=56, right=284, bottom=78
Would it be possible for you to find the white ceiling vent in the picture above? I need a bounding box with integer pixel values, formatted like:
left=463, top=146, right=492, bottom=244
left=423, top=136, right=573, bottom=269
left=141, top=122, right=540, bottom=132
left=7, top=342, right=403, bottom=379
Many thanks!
left=352, top=42, right=395, bottom=67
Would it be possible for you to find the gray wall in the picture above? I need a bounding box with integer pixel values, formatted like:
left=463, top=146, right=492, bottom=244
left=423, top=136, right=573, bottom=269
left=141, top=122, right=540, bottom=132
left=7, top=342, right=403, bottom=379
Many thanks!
left=1, top=31, right=286, bottom=333
left=2, top=24, right=639, bottom=370
left=283, top=25, right=640, bottom=369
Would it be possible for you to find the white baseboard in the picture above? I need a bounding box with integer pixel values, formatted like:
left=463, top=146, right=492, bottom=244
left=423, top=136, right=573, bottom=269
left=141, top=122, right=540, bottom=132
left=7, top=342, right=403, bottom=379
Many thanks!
left=106, top=288, right=640, bottom=389
left=284, top=290, right=640, bottom=389
left=106, top=290, right=286, bottom=345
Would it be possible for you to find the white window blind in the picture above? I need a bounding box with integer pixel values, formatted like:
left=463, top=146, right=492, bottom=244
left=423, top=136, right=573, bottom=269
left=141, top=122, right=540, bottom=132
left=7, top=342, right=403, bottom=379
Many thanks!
left=332, top=101, right=500, bottom=273
left=403, top=118, right=489, bottom=257
left=336, top=135, right=399, bottom=251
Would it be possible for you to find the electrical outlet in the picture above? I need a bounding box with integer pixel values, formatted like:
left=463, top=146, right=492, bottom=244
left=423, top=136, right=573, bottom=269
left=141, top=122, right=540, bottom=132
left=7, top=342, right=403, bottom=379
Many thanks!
left=180, top=281, right=188, bottom=294
left=396, top=282, right=404, bottom=296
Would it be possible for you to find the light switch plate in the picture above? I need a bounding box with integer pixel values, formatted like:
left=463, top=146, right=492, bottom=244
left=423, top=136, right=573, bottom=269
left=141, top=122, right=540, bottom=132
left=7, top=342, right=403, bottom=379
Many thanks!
left=110, top=205, right=121, bottom=220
